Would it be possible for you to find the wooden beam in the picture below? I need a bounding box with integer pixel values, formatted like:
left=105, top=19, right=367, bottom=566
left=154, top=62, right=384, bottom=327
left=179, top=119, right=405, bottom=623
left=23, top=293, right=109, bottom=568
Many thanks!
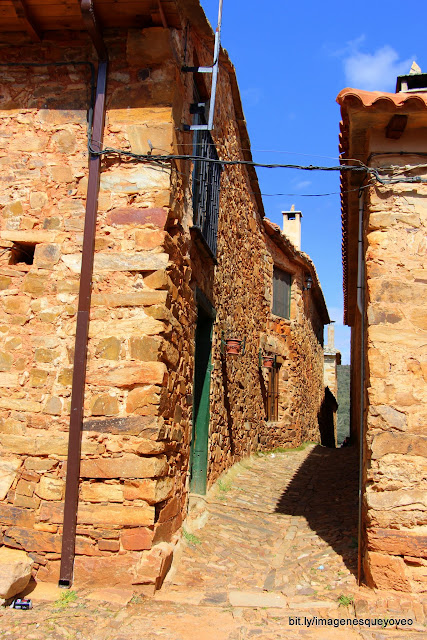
left=11, top=0, right=41, bottom=41
left=157, top=0, right=168, bottom=27
left=150, top=0, right=168, bottom=27
left=385, top=114, right=408, bottom=140
left=81, top=0, right=107, bottom=60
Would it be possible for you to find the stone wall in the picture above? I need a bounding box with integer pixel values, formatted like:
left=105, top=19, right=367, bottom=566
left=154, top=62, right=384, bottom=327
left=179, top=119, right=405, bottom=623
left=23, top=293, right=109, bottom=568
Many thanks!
left=0, top=21, right=330, bottom=588
left=259, top=231, right=328, bottom=449
left=323, top=325, right=339, bottom=398
left=324, top=354, right=339, bottom=398
left=361, top=174, right=427, bottom=593
left=0, top=29, right=183, bottom=590
left=172, top=29, right=271, bottom=489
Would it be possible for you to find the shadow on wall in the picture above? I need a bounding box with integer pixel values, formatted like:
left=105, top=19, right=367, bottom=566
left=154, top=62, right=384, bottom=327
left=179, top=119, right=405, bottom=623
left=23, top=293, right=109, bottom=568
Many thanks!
left=275, top=445, right=358, bottom=576
left=318, top=386, right=338, bottom=448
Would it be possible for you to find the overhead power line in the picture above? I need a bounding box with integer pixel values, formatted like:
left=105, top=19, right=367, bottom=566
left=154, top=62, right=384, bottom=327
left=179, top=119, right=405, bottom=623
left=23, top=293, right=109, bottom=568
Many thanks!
left=3, top=61, right=425, bottom=197
left=91, top=145, right=366, bottom=172
left=89, top=143, right=427, bottom=189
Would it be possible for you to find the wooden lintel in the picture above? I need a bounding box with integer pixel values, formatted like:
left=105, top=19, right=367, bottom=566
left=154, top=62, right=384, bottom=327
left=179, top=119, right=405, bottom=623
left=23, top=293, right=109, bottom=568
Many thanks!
left=11, top=0, right=41, bottom=41
left=385, top=114, right=408, bottom=140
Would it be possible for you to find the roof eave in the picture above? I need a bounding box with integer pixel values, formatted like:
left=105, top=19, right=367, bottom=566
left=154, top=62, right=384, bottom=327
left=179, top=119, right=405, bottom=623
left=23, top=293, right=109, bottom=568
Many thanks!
left=338, top=87, right=427, bottom=326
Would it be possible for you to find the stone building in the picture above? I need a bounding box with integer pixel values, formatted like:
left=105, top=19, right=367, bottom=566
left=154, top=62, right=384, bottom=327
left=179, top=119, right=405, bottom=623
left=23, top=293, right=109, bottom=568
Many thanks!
left=323, top=324, right=341, bottom=400
left=262, top=214, right=331, bottom=449
left=322, top=324, right=340, bottom=448
left=338, top=75, right=427, bottom=593
left=0, top=0, right=330, bottom=591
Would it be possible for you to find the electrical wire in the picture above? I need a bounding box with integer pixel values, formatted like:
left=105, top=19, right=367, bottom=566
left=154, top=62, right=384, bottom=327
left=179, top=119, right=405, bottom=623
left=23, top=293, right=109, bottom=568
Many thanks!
left=90, top=142, right=427, bottom=190
left=260, top=182, right=375, bottom=198
left=175, top=141, right=365, bottom=163
left=90, top=144, right=368, bottom=173
left=2, top=62, right=426, bottom=193
left=173, top=161, right=375, bottom=199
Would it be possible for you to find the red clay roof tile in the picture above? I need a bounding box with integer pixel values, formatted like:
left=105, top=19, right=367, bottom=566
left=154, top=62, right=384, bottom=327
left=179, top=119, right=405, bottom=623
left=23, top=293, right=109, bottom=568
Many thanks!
left=337, top=87, right=427, bottom=110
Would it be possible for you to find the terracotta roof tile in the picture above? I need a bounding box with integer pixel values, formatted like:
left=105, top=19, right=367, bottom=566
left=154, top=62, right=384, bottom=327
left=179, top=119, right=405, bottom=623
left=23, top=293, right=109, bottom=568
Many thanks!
left=337, top=87, right=427, bottom=110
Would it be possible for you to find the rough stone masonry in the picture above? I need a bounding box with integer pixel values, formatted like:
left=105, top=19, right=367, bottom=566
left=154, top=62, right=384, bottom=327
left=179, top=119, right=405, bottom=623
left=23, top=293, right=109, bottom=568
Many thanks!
left=0, top=5, right=329, bottom=590
left=338, top=87, right=427, bottom=594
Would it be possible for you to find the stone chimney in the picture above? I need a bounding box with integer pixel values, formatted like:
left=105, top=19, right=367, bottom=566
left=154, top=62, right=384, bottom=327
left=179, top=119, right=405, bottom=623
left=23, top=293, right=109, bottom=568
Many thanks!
left=327, top=324, right=335, bottom=349
left=396, top=61, right=427, bottom=92
left=282, top=205, right=302, bottom=250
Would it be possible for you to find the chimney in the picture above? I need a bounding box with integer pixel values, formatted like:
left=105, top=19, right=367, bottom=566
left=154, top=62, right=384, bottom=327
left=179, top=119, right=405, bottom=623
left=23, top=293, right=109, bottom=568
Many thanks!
left=282, top=205, right=302, bottom=250
left=396, top=61, right=427, bottom=93
left=327, top=324, right=335, bottom=349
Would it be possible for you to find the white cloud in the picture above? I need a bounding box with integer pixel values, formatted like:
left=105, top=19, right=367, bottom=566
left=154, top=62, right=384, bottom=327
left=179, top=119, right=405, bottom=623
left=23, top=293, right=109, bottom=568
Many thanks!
left=343, top=44, right=414, bottom=92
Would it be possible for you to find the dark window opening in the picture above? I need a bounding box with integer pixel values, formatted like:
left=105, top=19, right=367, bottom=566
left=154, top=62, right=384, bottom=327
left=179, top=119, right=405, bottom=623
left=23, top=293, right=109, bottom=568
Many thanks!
left=267, top=364, right=279, bottom=422
left=272, top=266, right=291, bottom=319
left=191, top=103, right=222, bottom=259
left=9, top=242, right=35, bottom=265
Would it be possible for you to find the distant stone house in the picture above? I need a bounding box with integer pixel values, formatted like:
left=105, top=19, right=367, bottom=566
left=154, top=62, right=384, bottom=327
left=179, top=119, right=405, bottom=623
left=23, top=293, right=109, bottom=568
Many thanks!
left=323, top=325, right=341, bottom=400
left=323, top=324, right=340, bottom=447
left=0, top=0, right=330, bottom=591
left=337, top=76, right=427, bottom=593
left=262, top=212, right=331, bottom=449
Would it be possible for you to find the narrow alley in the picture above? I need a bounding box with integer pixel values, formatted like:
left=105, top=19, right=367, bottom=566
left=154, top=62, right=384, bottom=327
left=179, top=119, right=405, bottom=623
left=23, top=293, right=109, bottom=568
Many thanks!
left=162, top=443, right=358, bottom=599
left=0, top=445, right=423, bottom=640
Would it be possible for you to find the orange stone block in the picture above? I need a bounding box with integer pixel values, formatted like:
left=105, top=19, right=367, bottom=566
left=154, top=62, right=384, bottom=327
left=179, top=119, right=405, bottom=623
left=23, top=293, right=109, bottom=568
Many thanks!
left=364, top=550, right=411, bottom=591
left=106, top=207, right=167, bottom=228
left=121, top=527, right=154, bottom=551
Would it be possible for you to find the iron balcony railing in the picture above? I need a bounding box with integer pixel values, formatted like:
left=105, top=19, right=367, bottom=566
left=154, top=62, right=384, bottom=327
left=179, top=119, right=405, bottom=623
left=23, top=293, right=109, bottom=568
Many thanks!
left=192, top=129, right=222, bottom=258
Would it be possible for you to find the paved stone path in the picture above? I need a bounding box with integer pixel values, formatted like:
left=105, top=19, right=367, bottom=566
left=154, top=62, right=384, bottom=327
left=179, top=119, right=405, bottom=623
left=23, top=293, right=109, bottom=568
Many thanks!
left=0, top=444, right=425, bottom=639
left=166, top=444, right=359, bottom=598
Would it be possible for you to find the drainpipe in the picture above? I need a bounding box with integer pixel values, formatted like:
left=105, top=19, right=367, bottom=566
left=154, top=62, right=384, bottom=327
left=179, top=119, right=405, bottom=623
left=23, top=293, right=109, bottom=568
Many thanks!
left=207, top=0, right=223, bottom=131
left=186, top=0, right=223, bottom=131
left=356, top=192, right=366, bottom=585
left=59, top=0, right=108, bottom=588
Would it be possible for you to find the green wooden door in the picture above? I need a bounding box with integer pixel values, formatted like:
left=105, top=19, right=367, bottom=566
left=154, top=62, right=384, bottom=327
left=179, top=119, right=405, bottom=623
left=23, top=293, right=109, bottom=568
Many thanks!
left=190, top=310, right=213, bottom=495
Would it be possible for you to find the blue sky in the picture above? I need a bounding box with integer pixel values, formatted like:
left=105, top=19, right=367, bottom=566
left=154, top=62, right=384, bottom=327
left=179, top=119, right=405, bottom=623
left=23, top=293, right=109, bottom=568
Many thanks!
left=200, top=0, right=426, bottom=364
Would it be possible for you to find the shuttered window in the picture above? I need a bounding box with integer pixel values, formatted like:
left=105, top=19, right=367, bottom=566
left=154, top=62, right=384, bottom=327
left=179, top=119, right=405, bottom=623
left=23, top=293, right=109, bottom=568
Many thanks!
left=272, top=267, right=291, bottom=319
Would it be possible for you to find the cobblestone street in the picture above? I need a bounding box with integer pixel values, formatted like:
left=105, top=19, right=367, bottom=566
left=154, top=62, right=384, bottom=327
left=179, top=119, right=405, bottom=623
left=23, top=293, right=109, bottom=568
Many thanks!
left=0, top=444, right=425, bottom=639
left=166, top=444, right=359, bottom=598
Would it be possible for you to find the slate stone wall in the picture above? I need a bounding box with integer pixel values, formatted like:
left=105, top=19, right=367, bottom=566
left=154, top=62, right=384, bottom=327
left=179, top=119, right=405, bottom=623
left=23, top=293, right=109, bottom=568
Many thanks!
left=0, top=25, right=329, bottom=588
left=260, top=234, right=327, bottom=449
left=0, top=29, right=179, bottom=590
left=361, top=175, right=427, bottom=593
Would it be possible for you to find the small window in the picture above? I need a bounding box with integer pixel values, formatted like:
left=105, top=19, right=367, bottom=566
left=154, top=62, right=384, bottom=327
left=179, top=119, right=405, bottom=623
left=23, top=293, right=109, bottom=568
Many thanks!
left=272, top=267, right=291, bottom=319
left=9, top=242, right=35, bottom=265
left=266, top=365, right=279, bottom=422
